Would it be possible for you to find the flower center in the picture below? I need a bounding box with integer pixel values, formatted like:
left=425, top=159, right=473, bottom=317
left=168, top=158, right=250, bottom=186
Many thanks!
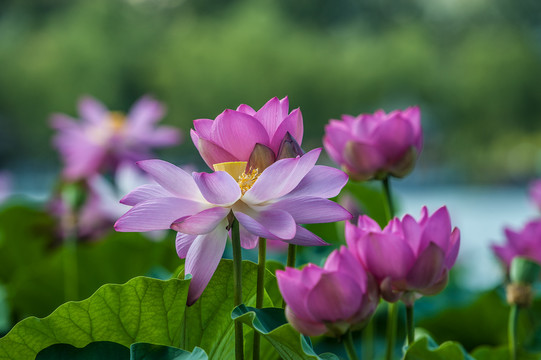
left=213, top=161, right=260, bottom=194
left=109, top=112, right=126, bottom=132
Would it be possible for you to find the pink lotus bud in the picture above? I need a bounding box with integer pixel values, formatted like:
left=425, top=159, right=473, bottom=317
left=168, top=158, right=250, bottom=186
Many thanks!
left=492, top=219, right=541, bottom=270
left=346, top=206, right=460, bottom=305
left=276, top=247, right=379, bottom=337
left=323, top=107, right=422, bottom=181
left=190, top=97, right=303, bottom=169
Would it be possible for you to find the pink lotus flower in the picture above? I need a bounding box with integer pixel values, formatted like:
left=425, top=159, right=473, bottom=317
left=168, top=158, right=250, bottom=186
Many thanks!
left=529, top=180, right=541, bottom=211
left=276, top=247, right=379, bottom=337
left=115, top=148, right=351, bottom=304
left=51, top=95, right=181, bottom=180
left=492, top=219, right=541, bottom=268
left=346, top=206, right=460, bottom=304
left=323, top=107, right=422, bottom=181
left=190, top=96, right=303, bottom=170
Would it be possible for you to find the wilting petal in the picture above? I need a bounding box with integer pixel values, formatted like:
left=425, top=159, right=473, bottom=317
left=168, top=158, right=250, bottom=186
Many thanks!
left=197, top=138, right=239, bottom=168
left=185, top=223, right=228, bottom=305
left=418, top=269, right=449, bottom=296
left=405, top=242, right=445, bottom=290
left=284, top=165, right=348, bottom=199
left=358, top=232, right=415, bottom=281
left=120, top=184, right=172, bottom=206
left=192, top=171, right=241, bottom=206
left=171, top=207, right=230, bottom=235
left=276, top=132, right=304, bottom=160
left=268, top=197, right=351, bottom=224
left=380, top=277, right=402, bottom=303
left=210, top=110, right=270, bottom=160
left=114, top=197, right=207, bottom=232
left=270, top=108, right=303, bottom=152
left=306, top=272, right=362, bottom=322
left=176, top=232, right=197, bottom=258
left=287, top=225, right=329, bottom=246
left=243, top=148, right=321, bottom=204
left=234, top=209, right=296, bottom=240
left=239, top=224, right=259, bottom=249
left=285, top=306, right=327, bottom=337
left=137, top=160, right=204, bottom=202
left=247, top=143, right=275, bottom=172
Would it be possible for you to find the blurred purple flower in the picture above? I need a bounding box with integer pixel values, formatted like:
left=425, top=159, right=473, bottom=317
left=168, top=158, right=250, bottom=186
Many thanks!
left=51, top=95, right=181, bottom=180
left=529, top=180, right=541, bottom=211
left=190, top=96, right=303, bottom=170
left=115, top=148, right=351, bottom=304
left=492, top=219, right=541, bottom=269
left=346, top=206, right=460, bottom=305
left=323, top=107, right=422, bottom=181
left=276, top=247, right=379, bottom=337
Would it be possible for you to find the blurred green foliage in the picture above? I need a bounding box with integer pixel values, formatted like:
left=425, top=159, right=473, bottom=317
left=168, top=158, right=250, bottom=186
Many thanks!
left=1, top=0, right=541, bottom=182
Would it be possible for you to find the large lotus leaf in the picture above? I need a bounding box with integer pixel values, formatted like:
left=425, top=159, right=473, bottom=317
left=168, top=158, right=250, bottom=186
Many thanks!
left=35, top=341, right=209, bottom=360
left=471, top=345, right=541, bottom=360
left=0, top=259, right=281, bottom=360
left=232, top=305, right=339, bottom=360
left=403, top=335, right=474, bottom=360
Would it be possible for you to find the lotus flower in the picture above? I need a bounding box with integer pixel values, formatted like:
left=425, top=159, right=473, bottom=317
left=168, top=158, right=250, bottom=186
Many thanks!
left=323, top=107, right=422, bottom=181
left=277, top=246, right=379, bottom=337
left=529, top=180, right=541, bottom=212
left=346, top=206, right=460, bottom=304
left=51, top=95, right=181, bottom=180
left=190, top=96, right=303, bottom=171
left=115, top=148, right=351, bottom=304
left=492, top=220, right=541, bottom=268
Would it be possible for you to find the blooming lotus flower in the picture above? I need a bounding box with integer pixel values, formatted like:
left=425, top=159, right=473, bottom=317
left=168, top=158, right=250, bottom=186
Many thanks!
left=323, top=107, right=422, bottom=181
left=346, top=206, right=460, bottom=304
left=190, top=96, right=303, bottom=170
left=492, top=220, right=541, bottom=269
left=115, top=148, right=351, bottom=304
left=277, top=247, right=379, bottom=337
left=529, top=180, right=541, bottom=212
left=51, top=95, right=181, bottom=180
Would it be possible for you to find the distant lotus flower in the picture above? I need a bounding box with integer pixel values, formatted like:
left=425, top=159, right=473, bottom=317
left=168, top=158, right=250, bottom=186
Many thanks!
left=529, top=180, right=541, bottom=211
left=115, top=148, right=351, bottom=304
left=492, top=219, right=541, bottom=269
left=277, top=247, right=379, bottom=337
left=346, top=206, right=460, bottom=304
left=323, top=107, right=422, bottom=181
left=190, top=96, right=303, bottom=171
left=51, top=95, right=181, bottom=180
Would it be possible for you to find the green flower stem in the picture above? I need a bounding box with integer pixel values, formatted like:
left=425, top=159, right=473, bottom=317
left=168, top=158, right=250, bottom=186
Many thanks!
left=344, top=330, right=360, bottom=360
left=509, top=304, right=518, bottom=360
left=385, top=302, right=398, bottom=360
left=62, top=212, right=78, bottom=301
left=382, top=176, right=395, bottom=221
left=252, top=237, right=267, bottom=360
left=406, top=304, right=415, bottom=345
left=231, top=220, right=244, bottom=360
left=362, top=318, right=374, bottom=360
left=382, top=176, right=397, bottom=360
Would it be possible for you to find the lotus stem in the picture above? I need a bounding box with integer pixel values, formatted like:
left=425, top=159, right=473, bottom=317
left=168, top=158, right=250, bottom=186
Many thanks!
left=509, top=304, right=518, bottom=360
left=382, top=176, right=395, bottom=220
left=344, top=330, right=360, bottom=360
left=362, top=318, right=375, bottom=360
left=231, top=219, right=244, bottom=360
left=385, top=302, right=398, bottom=360
left=283, top=243, right=297, bottom=308
left=406, top=304, right=415, bottom=345
left=253, top=237, right=266, bottom=360
left=62, top=210, right=78, bottom=301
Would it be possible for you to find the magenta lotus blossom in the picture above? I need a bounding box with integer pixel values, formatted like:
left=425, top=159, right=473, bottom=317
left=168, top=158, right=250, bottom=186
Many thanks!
left=51, top=95, right=181, bottom=180
left=323, top=107, right=422, bottom=181
left=115, top=148, right=351, bottom=304
left=346, top=206, right=460, bottom=304
left=190, top=96, right=303, bottom=170
left=492, top=219, right=541, bottom=268
left=277, top=246, right=379, bottom=337
left=529, top=180, right=541, bottom=211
